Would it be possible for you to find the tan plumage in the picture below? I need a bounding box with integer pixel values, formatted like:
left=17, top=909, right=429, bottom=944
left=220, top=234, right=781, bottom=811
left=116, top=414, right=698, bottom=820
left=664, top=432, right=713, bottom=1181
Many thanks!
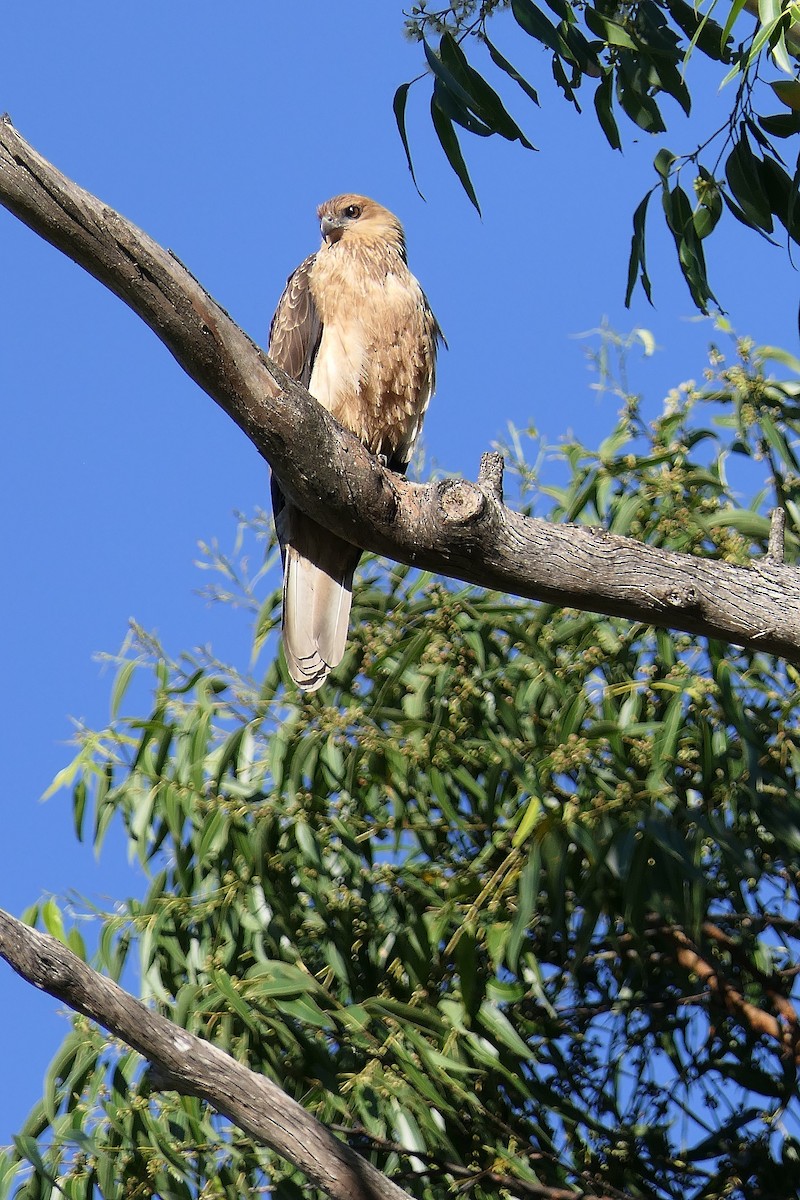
left=268, top=194, right=441, bottom=692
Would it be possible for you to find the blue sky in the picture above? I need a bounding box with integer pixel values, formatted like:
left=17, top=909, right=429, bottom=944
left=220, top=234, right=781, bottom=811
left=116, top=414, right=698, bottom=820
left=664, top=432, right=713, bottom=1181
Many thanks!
left=2, top=0, right=799, bottom=1155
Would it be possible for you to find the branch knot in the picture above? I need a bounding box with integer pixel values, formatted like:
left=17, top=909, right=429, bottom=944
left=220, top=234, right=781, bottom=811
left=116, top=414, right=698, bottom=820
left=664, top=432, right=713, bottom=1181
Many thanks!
left=437, top=479, right=486, bottom=526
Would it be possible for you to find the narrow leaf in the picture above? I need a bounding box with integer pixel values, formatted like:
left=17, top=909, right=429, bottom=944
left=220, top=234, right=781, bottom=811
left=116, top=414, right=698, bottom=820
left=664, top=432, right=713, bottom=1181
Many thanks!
left=393, top=82, right=423, bottom=195
left=585, top=6, right=638, bottom=49
left=761, top=155, right=800, bottom=243
left=725, top=133, right=774, bottom=231
left=111, top=659, right=138, bottom=719
left=626, top=191, right=654, bottom=306
left=430, top=94, right=481, bottom=214
left=719, top=0, right=751, bottom=56
left=759, top=111, right=800, bottom=137
left=617, top=68, right=666, bottom=133
left=485, top=36, right=541, bottom=105
left=439, top=33, right=535, bottom=147
left=432, top=76, right=493, bottom=137
left=512, top=0, right=565, bottom=56
left=424, top=40, right=493, bottom=135
left=663, top=0, right=732, bottom=62
left=594, top=71, right=621, bottom=150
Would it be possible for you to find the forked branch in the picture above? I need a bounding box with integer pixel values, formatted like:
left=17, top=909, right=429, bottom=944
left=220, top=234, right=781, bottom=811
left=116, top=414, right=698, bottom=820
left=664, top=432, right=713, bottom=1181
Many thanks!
left=1, top=114, right=800, bottom=660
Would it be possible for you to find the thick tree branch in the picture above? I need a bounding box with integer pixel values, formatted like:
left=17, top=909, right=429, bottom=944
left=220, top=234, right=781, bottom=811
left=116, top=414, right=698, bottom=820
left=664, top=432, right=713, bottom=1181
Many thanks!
left=0, top=908, right=409, bottom=1200
left=3, top=114, right=800, bottom=661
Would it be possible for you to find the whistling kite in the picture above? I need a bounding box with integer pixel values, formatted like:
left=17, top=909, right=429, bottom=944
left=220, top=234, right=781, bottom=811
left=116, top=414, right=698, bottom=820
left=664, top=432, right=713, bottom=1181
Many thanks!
left=268, top=194, right=441, bottom=691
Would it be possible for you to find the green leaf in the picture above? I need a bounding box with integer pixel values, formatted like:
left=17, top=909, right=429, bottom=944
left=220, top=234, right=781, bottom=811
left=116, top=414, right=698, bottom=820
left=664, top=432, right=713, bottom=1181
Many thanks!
left=594, top=71, right=621, bottom=150
left=761, top=410, right=799, bottom=470
left=771, top=79, right=800, bottom=112
left=563, top=21, right=601, bottom=75
left=541, top=0, right=571, bottom=17
left=654, top=147, right=677, bottom=181
left=484, top=36, right=541, bottom=106
left=719, top=0, right=753, bottom=60
left=478, top=1002, right=532, bottom=1058
left=759, top=111, right=800, bottom=138
left=650, top=57, right=691, bottom=117
left=552, top=55, right=581, bottom=109
left=438, top=33, right=535, bottom=148
left=42, top=1037, right=79, bottom=1123
left=67, top=927, right=86, bottom=959
left=662, top=0, right=732, bottom=62
left=393, top=82, right=423, bottom=196
left=512, top=0, right=565, bottom=54
left=759, top=344, right=800, bottom=373
left=702, top=509, right=772, bottom=539
left=13, top=1138, right=52, bottom=1191
left=725, top=133, right=774, bottom=232
left=430, top=93, right=481, bottom=214
left=0, top=1152, right=22, bottom=1200
left=560, top=693, right=588, bottom=738
left=455, top=927, right=482, bottom=1018
left=616, top=66, right=666, bottom=133
left=214, top=724, right=246, bottom=784
left=110, top=658, right=138, bottom=719
left=693, top=167, right=723, bottom=240
left=760, top=155, right=800, bottom=243
left=72, top=777, right=87, bottom=842
left=210, top=969, right=261, bottom=1030
left=507, top=845, right=540, bottom=970
left=41, top=898, right=67, bottom=944
left=431, top=76, right=493, bottom=138
left=295, top=818, right=323, bottom=868
left=197, top=807, right=229, bottom=866
left=585, top=6, right=638, bottom=49
left=647, top=694, right=685, bottom=791
left=246, top=960, right=320, bottom=999
left=626, top=191, right=654, bottom=306
left=276, top=996, right=332, bottom=1027
left=662, top=183, right=717, bottom=311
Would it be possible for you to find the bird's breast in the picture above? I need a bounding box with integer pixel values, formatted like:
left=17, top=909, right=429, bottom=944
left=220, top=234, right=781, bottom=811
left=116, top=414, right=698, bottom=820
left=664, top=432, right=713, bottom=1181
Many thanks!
left=308, top=250, right=434, bottom=461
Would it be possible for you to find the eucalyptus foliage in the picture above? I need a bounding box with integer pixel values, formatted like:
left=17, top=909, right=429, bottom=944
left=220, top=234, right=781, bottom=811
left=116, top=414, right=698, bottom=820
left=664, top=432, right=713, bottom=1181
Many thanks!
left=5, top=332, right=800, bottom=1199
left=399, top=0, right=800, bottom=311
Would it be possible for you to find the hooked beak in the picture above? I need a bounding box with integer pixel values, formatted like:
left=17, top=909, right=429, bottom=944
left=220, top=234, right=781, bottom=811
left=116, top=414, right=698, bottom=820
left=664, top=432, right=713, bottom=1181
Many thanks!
left=321, top=215, right=346, bottom=245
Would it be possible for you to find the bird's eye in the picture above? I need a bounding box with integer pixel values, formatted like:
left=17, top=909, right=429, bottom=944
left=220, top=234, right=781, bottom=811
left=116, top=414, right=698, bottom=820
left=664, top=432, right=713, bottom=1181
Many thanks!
left=343, top=204, right=362, bottom=219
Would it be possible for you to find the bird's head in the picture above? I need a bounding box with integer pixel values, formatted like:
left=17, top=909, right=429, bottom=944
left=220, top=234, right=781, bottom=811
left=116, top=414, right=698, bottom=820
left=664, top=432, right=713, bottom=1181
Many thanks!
left=317, top=194, right=407, bottom=258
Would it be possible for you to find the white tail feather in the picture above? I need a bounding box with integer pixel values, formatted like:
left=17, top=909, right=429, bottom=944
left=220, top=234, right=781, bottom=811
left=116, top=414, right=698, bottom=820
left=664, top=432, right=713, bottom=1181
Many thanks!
left=282, top=542, right=357, bottom=692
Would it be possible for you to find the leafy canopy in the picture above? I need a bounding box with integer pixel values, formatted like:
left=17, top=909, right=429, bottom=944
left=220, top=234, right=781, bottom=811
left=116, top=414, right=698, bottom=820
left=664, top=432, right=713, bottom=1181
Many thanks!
left=5, top=330, right=800, bottom=1200
left=398, top=0, right=800, bottom=312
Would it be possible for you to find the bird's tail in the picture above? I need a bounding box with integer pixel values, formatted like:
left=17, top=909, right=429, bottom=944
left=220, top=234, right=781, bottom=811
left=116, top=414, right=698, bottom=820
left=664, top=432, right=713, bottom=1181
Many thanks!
left=281, top=510, right=361, bottom=692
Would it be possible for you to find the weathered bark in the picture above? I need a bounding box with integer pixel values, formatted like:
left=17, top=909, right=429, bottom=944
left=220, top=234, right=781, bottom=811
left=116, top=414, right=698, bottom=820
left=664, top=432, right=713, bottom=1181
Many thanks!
left=2, top=114, right=800, bottom=661
left=0, top=908, right=409, bottom=1200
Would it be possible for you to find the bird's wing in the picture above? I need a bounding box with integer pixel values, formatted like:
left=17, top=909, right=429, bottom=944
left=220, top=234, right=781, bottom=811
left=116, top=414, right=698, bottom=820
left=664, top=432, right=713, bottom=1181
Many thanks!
left=387, top=292, right=444, bottom=474
left=268, top=252, right=360, bottom=691
left=267, top=253, right=322, bottom=387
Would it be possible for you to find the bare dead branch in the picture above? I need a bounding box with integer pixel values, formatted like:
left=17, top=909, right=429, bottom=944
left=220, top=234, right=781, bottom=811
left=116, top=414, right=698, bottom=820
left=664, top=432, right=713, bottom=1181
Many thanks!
left=0, top=908, right=409, bottom=1200
left=2, top=114, right=800, bottom=661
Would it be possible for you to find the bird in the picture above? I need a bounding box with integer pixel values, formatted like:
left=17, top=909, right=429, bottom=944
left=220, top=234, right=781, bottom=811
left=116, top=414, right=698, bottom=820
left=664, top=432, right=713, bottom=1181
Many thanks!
left=267, top=193, right=441, bottom=692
